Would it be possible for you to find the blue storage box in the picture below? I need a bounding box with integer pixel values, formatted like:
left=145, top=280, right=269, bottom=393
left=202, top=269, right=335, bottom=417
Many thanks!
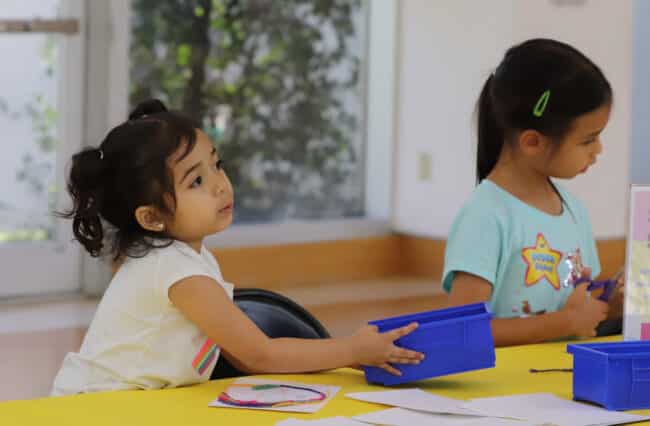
left=364, top=302, right=495, bottom=385
left=567, top=341, right=650, bottom=411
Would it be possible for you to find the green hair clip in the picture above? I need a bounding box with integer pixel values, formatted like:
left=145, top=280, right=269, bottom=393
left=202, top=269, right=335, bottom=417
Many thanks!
left=533, top=90, right=551, bottom=117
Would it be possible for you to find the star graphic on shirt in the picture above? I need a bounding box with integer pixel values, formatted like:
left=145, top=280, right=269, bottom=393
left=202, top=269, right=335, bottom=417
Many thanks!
left=521, top=233, right=563, bottom=289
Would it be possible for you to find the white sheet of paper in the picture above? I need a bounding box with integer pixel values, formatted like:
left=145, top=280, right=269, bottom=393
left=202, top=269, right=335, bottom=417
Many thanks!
left=623, top=184, right=650, bottom=340
left=209, top=377, right=340, bottom=413
left=345, top=389, right=481, bottom=416
left=463, top=393, right=650, bottom=426
left=276, top=416, right=367, bottom=426
left=352, top=408, right=536, bottom=426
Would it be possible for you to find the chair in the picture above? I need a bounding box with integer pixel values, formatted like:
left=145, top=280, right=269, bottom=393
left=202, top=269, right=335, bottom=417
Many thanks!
left=596, top=317, right=623, bottom=336
left=210, top=288, right=330, bottom=379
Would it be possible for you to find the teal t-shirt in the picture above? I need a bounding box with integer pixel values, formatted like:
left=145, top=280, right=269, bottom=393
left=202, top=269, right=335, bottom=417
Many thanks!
left=442, top=180, right=600, bottom=318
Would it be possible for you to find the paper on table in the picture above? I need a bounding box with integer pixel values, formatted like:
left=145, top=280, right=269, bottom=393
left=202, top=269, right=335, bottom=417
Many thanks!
left=209, top=377, right=340, bottom=413
left=352, top=408, right=537, bottom=426
left=276, top=416, right=367, bottom=426
left=463, top=393, right=650, bottom=426
left=345, top=389, right=481, bottom=416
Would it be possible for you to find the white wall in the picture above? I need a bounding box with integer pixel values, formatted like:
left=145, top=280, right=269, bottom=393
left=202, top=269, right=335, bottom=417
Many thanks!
left=630, top=0, right=650, bottom=184
left=392, top=0, right=632, bottom=239
left=392, top=0, right=514, bottom=237
left=365, top=0, right=398, bottom=221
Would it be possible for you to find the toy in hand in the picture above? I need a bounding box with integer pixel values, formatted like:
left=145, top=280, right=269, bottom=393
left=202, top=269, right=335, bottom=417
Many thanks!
left=563, top=249, right=618, bottom=302
left=571, top=276, right=618, bottom=302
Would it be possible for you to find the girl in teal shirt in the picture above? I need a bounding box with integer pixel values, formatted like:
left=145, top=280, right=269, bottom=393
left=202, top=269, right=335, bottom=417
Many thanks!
left=444, top=39, right=623, bottom=346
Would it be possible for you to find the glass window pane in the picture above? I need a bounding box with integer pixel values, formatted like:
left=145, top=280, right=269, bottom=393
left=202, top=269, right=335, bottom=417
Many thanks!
left=0, top=0, right=62, bottom=243
left=130, top=0, right=366, bottom=224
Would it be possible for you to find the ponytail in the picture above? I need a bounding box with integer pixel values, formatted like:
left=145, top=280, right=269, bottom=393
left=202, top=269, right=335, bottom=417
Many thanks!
left=60, top=98, right=170, bottom=258
left=60, top=148, right=106, bottom=257
left=476, top=74, right=504, bottom=183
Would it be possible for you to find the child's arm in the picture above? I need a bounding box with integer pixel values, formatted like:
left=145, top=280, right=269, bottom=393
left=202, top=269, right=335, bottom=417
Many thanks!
left=448, top=272, right=609, bottom=347
left=168, top=275, right=424, bottom=375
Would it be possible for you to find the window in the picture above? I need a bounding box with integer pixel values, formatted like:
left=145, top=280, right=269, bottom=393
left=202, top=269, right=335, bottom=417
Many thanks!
left=129, top=0, right=367, bottom=224
left=0, top=0, right=84, bottom=297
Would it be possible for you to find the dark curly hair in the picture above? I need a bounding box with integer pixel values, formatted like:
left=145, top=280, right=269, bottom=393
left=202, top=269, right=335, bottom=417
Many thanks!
left=59, top=99, right=201, bottom=260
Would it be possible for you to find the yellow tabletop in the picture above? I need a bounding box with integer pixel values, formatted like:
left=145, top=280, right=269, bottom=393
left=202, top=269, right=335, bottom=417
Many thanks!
left=2, top=336, right=649, bottom=425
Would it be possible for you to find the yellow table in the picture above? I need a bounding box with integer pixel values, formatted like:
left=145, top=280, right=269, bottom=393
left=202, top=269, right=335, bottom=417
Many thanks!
left=2, top=337, right=649, bottom=425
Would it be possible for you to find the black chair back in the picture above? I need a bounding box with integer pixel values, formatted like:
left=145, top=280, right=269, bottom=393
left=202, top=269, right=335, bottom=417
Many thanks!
left=211, top=288, right=330, bottom=379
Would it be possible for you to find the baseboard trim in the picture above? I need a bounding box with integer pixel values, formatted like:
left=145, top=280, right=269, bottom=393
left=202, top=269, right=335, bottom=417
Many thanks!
left=211, top=236, right=403, bottom=289
left=211, top=235, right=625, bottom=287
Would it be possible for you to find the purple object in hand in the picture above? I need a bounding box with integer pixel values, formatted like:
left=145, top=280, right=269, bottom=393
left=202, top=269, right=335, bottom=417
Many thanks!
left=572, top=276, right=617, bottom=302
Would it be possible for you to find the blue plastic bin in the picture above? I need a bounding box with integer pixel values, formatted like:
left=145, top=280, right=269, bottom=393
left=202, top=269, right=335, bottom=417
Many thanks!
left=567, top=341, right=650, bottom=411
left=363, top=302, right=495, bottom=385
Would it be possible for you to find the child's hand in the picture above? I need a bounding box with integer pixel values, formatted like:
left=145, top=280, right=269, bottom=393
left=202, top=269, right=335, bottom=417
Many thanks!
left=564, top=276, right=609, bottom=337
left=349, top=322, right=424, bottom=376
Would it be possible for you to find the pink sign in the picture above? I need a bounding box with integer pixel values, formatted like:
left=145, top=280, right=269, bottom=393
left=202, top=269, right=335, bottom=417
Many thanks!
left=642, top=323, right=650, bottom=341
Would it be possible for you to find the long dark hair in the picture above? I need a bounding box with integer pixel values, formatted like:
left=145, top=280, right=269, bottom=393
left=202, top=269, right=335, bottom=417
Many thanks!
left=59, top=99, right=201, bottom=260
left=476, top=38, right=612, bottom=183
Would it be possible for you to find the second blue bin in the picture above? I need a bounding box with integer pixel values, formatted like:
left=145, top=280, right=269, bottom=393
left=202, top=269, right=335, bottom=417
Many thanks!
left=567, top=340, right=650, bottom=411
left=363, top=302, right=495, bottom=385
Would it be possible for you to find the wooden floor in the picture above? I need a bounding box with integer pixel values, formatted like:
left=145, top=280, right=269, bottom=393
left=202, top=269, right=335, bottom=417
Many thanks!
left=0, top=277, right=447, bottom=402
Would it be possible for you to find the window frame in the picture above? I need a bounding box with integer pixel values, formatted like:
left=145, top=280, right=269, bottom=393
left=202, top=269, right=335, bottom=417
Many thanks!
left=0, top=0, right=86, bottom=299
left=85, top=0, right=397, bottom=252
